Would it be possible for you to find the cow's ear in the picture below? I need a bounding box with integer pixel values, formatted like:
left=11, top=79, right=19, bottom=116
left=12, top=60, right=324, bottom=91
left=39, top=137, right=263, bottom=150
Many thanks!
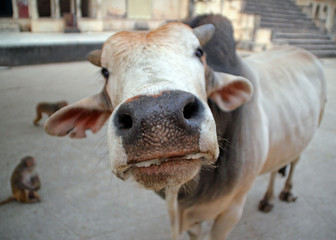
left=87, top=49, right=102, bottom=67
left=207, top=71, right=253, bottom=112
left=44, top=93, right=112, bottom=138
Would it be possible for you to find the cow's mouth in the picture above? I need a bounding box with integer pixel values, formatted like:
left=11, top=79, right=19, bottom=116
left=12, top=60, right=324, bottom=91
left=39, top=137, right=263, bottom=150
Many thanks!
left=114, top=152, right=213, bottom=190
left=136, top=158, right=198, bottom=175
left=133, top=153, right=210, bottom=174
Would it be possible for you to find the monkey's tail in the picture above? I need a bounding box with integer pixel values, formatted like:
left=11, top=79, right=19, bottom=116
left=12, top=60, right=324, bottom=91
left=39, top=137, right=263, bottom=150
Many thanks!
left=0, top=196, right=16, bottom=206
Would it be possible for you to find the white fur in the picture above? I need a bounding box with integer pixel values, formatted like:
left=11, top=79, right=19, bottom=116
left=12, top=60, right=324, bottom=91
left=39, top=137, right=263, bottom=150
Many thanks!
left=102, top=24, right=220, bottom=174
left=99, top=24, right=326, bottom=240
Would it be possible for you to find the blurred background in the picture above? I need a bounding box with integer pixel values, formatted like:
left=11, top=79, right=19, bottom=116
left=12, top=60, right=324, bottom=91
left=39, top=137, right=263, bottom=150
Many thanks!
left=1, top=0, right=336, bottom=67
left=0, top=1, right=335, bottom=240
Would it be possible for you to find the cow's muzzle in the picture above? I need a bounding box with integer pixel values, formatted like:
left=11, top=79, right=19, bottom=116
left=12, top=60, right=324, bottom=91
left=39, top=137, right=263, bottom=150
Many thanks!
left=113, top=90, right=205, bottom=163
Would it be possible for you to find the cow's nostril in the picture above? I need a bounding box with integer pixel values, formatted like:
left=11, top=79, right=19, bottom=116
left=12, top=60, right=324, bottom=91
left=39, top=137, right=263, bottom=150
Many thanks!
left=183, top=99, right=199, bottom=120
left=116, top=114, right=133, bottom=130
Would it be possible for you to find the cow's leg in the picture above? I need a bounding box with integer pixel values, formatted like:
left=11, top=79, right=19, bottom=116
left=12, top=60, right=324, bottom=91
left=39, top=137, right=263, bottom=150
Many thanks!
left=209, top=196, right=246, bottom=240
left=279, top=158, right=299, bottom=202
left=258, top=171, right=276, bottom=212
left=187, top=222, right=202, bottom=240
left=166, top=185, right=182, bottom=240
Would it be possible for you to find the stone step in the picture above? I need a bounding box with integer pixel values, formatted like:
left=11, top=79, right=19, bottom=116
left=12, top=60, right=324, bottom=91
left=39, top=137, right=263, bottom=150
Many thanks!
left=244, top=6, right=305, bottom=16
left=244, top=9, right=306, bottom=19
left=294, top=44, right=336, bottom=50
left=260, top=22, right=317, bottom=30
left=273, top=32, right=330, bottom=40
left=246, top=0, right=299, bottom=7
left=245, top=2, right=300, bottom=11
left=274, top=38, right=336, bottom=45
left=272, top=28, right=322, bottom=34
left=246, top=0, right=297, bottom=4
left=256, top=12, right=310, bottom=20
left=309, top=49, right=336, bottom=58
left=243, top=10, right=311, bottom=20
left=261, top=17, right=314, bottom=25
left=0, top=23, right=20, bottom=32
left=243, top=0, right=336, bottom=58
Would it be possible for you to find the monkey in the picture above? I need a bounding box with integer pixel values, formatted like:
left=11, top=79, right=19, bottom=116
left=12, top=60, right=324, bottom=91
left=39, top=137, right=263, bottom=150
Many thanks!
left=0, top=156, right=41, bottom=205
left=33, top=101, right=68, bottom=126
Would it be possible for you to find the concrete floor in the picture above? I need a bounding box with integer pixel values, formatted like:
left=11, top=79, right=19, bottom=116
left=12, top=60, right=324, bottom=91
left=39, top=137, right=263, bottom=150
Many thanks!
left=0, top=31, right=115, bottom=47
left=0, top=59, right=335, bottom=240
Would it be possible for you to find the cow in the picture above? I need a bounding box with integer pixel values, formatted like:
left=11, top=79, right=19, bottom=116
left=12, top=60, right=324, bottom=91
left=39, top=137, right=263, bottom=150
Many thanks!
left=44, top=15, right=326, bottom=240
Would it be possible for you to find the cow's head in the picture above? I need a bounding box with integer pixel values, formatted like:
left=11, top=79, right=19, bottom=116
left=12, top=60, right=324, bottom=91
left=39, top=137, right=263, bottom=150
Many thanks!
left=44, top=22, right=253, bottom=191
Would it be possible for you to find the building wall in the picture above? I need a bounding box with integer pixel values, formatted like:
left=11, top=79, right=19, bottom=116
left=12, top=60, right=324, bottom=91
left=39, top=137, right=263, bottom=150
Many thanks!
left=152, top=0, right=188, bottom=20
left=296, top=0, right=336, bottom=35
left=128, top=0, right=151, bottom=19
left=102, top=0, right=126, bottom=18
left=89, top=0, right=188, bottom=20
left=1, top=0, right=257, bottom=41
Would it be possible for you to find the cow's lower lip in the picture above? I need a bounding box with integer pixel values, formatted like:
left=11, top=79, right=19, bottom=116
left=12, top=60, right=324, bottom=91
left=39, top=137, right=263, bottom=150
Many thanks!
left=132, top=157, right=202, bottom=190
left=135, top=158, right=197, bottom=175
left=114, top=153, right=213, bottom=180
left=113, top=153, right=214, bottom=190
left=132, top=152, right=212, bottom=173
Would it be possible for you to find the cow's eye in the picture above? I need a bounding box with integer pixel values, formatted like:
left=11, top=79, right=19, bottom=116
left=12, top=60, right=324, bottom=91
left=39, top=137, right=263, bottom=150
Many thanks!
left=195, top=48, right=204, bottom=58
left=101, top=67, right=109, bottom=79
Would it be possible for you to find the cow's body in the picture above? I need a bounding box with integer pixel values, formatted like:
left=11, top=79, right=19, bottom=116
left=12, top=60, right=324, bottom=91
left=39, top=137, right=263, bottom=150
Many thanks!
left=251, top=48, right=325, bottom=174
left=44, top=15, right=326, bottom=239
left=177, top=46, right=326, bottom=236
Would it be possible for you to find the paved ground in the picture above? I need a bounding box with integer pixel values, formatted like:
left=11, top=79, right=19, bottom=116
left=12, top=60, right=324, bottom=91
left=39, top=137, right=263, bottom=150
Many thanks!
left=0, top=31, right=119, bottom=66
left=0, top=58, right=335, bottom=240
left=0, top=32, right=116, bottom=47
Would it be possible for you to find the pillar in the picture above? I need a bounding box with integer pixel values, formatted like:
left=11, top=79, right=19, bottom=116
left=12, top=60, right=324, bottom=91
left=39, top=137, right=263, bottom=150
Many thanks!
left=55, top=0, right=60, bottom=17
left=311, top=3, right=317, bottom=19
left=76, top=0, right=82, bottom=18
left=325, top=3, right=334, bottom=32
left=70, top=0, right=75, bottom=14
left=51, top=0, right=55, bottom=17
left=51, top=0, right=60, bottom=18
left=96, top=0, right=103, bottom=18
left=28, top=0, right=39, bottom=19
left=12, top=0, right=19, bottom=18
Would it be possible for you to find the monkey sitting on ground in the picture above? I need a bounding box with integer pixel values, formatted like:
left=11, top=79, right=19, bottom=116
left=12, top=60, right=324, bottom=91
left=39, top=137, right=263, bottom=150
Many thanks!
left=33, top=101, right=68, bottom=126
left=0, top=156, right=41, bottom=205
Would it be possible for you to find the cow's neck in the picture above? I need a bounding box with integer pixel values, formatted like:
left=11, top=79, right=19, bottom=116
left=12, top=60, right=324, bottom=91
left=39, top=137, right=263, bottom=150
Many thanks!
left=178, top=99, right=245, bottom=206
left=177, top=56, right=261, bottom=207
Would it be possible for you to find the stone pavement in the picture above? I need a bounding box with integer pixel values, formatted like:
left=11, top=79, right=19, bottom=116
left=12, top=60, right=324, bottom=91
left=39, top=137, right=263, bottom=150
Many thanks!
left=0, top=32, right=116, bottom=47
left=0, top=58, right=335, bottom=240
left=0, top=31, right=116, bottom=66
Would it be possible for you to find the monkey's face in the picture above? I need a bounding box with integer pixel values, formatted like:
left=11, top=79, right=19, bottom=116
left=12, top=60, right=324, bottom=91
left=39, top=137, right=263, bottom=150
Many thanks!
left=22, top=156, right=36, bottom=169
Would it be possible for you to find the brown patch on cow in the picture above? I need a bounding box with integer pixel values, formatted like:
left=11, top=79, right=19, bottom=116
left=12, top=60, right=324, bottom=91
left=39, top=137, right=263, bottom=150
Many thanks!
left=101, top=22, right=195, bottom=69
left=125, top=93, right=165, bottom=104
left=151, top=92, right=165, bottom=98
left=125, top=95, right=141, bottom=103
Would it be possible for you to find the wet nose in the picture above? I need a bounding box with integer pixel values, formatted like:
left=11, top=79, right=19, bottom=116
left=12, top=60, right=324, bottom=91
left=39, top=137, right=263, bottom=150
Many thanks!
left=113, top=90, right=205, bottom=162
